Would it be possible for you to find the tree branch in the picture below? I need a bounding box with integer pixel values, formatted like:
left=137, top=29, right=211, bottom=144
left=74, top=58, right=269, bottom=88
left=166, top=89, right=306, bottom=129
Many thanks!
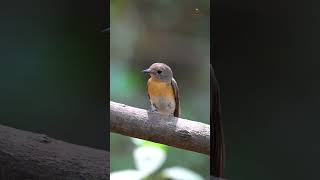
left=110, top=101, right=210, bottom=155
left=0, top=124, right=109, bottom=180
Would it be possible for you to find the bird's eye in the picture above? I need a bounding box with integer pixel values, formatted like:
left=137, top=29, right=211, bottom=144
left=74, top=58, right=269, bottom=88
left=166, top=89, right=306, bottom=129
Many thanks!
left=157, top=70, right=162, bottom=74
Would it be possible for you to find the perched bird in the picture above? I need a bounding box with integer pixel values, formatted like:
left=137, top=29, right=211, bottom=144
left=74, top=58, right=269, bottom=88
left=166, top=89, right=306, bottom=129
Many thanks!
left=142, top=63, right=180, bottom=117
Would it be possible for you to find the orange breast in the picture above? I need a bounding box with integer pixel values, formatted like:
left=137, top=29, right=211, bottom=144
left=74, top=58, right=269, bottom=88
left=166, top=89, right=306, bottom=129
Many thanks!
left=147, top=78, right=174, bottom=100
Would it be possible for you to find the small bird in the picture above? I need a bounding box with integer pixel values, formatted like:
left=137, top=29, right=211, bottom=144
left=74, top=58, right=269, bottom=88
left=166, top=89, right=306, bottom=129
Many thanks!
left=142, top=63, right=180, bottom=117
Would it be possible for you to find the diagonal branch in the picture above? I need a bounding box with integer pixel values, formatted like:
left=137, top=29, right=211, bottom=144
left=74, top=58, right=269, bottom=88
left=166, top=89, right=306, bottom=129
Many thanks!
left=110, top=101, right=210, bottom=155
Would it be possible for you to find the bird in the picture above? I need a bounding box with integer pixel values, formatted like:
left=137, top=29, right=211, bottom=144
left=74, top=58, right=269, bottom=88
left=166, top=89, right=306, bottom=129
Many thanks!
left=142, top=63, right=180, bottom=117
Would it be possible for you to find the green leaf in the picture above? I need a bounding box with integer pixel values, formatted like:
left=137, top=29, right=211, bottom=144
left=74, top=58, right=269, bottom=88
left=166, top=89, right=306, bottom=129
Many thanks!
left=131, top=138, right=168, bottom=152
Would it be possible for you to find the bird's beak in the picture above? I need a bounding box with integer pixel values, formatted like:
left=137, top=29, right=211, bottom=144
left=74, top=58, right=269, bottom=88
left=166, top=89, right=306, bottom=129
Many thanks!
left=142, top=69, right=151, bottom=74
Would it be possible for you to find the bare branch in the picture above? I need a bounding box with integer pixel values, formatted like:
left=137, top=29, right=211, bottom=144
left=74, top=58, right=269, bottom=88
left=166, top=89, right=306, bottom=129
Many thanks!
left=0, top=124, right=109, bottom=180
left=110, top=101, right=210, bottom=155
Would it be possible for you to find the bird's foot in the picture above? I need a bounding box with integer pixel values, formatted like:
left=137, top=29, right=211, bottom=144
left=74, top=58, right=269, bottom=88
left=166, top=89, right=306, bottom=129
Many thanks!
left=149, top=104, right=157, bottom=113
left=148, top=109, right=157, bottom=113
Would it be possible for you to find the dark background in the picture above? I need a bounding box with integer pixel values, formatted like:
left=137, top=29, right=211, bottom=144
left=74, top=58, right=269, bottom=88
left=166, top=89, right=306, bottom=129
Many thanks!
left=213, top=0, right=320, bottom=179
left=0, top=0, right=109, bottom=150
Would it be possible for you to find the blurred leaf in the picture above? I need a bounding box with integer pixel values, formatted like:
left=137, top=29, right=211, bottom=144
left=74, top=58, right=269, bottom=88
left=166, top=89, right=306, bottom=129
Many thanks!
left=111, top=170, right=145, bottom=180
left=131, top=138, right=168, bottom=152
left=131, top=137, right=145, bottom=146
left=142, top=141, right=168, bottom=151
left=133, top=146, right=166, bottom=177
left=162, top=166, right=204, bottom=180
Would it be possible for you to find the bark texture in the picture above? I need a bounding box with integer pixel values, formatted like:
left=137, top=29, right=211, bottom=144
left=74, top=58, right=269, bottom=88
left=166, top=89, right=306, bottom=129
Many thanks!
left=0, top=124, right=109, bottom=180
left=110, top=101, right=210, bottom=155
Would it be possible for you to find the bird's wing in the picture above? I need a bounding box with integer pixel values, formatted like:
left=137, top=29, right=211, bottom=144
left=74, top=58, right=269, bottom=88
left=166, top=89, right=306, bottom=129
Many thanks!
left=171, top=78, right=180, bottom=117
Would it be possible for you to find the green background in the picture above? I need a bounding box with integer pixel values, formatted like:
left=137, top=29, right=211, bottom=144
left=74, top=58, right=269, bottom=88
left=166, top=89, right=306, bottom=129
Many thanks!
left=110, top=0, right=210, bottom=179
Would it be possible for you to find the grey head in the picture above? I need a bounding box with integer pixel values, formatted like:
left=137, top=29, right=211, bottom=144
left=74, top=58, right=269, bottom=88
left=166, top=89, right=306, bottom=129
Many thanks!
left=142, top=63, right=173, bottom=82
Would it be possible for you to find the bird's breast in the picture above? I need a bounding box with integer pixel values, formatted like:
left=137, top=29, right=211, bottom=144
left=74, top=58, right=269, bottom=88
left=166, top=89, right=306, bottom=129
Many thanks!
left=147, top=78, right=176, bottom=114
left=147, top=78, right=174, bottom=100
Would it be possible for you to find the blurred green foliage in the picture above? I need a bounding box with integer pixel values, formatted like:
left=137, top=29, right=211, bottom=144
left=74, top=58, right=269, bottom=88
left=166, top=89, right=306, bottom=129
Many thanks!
left=110, top=0, right=210, bottom=179
left=0, top=1, right=107, bottom=150
left=111, top=137, right=205, bottom=180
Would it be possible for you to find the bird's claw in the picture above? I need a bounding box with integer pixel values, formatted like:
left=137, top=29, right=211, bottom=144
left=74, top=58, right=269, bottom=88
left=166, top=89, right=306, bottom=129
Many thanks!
left=148, top=108, right=157, bottom=113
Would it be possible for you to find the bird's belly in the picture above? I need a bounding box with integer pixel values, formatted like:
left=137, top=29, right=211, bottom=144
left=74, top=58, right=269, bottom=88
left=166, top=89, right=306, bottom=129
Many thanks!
left=151, top=96, right=176, bottom=114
